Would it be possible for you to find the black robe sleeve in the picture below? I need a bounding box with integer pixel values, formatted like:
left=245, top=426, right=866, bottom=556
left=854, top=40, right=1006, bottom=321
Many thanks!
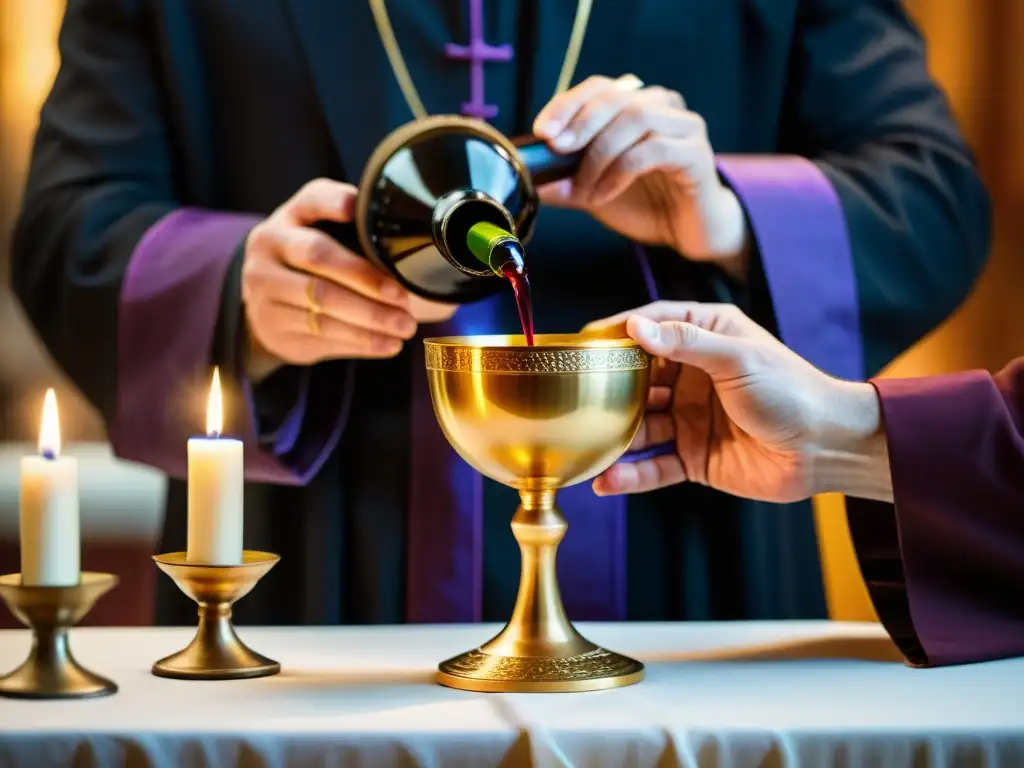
left=11, top=0, right=349, bottom=483
left=727, top=0, right=988, bottom=378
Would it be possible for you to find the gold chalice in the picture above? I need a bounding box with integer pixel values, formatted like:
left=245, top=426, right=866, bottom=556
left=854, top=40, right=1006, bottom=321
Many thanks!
left=425, top=333, right=650, bottom=693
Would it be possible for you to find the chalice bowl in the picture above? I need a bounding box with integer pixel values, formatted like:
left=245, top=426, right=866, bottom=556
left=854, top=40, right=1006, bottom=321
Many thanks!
left=425, top=333, right=650, bottom=692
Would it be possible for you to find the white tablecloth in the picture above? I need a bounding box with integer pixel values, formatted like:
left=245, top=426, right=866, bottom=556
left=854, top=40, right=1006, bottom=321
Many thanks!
left=0, top=621, right=1022, bottom=767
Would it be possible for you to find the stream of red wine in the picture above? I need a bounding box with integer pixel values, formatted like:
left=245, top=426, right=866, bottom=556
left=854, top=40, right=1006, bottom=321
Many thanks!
left=500, top=261, right=535, bottom=346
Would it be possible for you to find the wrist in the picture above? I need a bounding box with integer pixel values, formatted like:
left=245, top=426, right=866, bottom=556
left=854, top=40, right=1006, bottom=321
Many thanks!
left=699, top=187, right=751, bottom=283
left=245, top=328, right=283, bottom=383
left=809, top=380, right=893, bottom=502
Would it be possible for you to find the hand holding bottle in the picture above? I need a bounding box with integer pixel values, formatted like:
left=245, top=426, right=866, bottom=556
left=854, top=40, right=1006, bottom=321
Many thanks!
left=533, top=76, right=750, bottom=281
left=242, top=179, right=419, bottom=380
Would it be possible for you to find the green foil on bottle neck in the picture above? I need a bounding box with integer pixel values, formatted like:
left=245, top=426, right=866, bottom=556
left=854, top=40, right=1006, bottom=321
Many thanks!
left=466, top=221, right=517, bottom=274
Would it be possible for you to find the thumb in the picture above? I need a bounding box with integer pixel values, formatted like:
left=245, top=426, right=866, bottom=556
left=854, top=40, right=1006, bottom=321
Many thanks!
left=627, top=316, right=747, bottom=378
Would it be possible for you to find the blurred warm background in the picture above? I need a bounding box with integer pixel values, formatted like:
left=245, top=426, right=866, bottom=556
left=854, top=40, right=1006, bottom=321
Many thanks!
left=0, top=1, right=1020, bottom=627
left=0, top=1, right=165, bottom=627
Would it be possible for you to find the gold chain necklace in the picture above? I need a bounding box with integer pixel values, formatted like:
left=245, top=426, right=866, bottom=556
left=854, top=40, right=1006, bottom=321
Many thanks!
left=368, top=0, right=594, bottom=120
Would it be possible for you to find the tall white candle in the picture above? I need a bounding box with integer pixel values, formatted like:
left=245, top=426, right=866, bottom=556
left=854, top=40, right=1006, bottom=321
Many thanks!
left=186, top=368, right=243, bottom=565
left=20, top=389, right=80, bottom=586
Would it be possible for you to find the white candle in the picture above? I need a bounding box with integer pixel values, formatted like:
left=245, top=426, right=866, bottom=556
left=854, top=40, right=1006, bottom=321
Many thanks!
left=186, top=368, right=243, bottom=565
left=20, top=389, right=80, bottom=586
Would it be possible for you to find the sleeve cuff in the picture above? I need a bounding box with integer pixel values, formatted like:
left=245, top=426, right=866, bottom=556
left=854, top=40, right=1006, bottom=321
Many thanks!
left=844, top=496, right=928, bottom=667
left=249, top=366, right=312, bottom=455
left=112, top=207, right=347, bottom=485
left=847, top=373, right=1024, bottom=667
left=717, top=155, right=864, bottom=381
left=240, top=360, right=351, bottom=484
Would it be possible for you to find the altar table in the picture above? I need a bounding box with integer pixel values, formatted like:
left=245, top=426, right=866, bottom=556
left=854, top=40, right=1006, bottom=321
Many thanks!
left=1, top=621, right=1022, bottom=767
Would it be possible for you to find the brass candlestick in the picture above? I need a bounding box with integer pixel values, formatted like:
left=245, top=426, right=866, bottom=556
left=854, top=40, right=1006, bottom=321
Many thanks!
left=151, top=551, right=279, bottom=680
left=0, top=572, right=118, bottom=699
left=424, top=334, right=650, bottom=693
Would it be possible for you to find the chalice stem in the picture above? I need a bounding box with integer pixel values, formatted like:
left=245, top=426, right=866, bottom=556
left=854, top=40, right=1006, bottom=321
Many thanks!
left=481, top=489, right=593, bottom=658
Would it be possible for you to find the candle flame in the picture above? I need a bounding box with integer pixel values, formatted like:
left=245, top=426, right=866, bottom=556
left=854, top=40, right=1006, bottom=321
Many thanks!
left=39, top=388, right=60, bottom=458
left=206, top=368, right=223, bottom=437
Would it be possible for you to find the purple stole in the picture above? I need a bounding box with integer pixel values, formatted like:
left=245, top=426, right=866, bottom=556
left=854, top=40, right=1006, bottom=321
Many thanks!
left=402, top=0, right=670, bottom=624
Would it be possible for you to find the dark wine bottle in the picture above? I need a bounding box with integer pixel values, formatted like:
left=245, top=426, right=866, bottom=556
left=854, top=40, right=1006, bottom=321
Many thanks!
left=355, top=115, right=581, bottom=304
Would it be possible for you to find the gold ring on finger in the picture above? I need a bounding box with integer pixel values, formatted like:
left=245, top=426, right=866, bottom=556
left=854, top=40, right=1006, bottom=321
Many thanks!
left=306, top=278, right=322, bottom=336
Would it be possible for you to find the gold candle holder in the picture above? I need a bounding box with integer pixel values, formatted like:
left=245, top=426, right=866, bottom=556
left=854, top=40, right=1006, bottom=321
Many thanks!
left=0, top=572, right=118, bottom=699
left=425, top=334, right=650, bottom=693
left=151, top=551, right=279, bottom=680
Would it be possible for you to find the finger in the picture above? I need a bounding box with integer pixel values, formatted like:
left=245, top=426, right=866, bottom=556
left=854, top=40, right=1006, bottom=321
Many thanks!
left=589, top=303, right=724, bottom=331
left=593, top=454, right=686, bottom=496
left=651, top=360, right=675, bottom=390
left=588, top=301, right=769, bottom=344
left=586, top=302, right=771, bottom=345
left=267, top=227, right=410, bottom=306
left=589, top=135, right=709, bottom=206
left=273, top=306, right=406, bottom=359
left=628, top=412, right=675, bottom=452
left=304, top=282, right=417, bottom=340
left=583, top=301, right=703, bottom=332
left=534, top=74, right=640, bottom=139
left=628, top=316, right=752, bottom=380
left=277, top=178, right=358, bottom=226
left=551, top=87, right=643, bottom=153
left=646, top=385, right=673, bottom=410
left=577, top=104, right=702, bottom=195
left=579, top=320, right=631, bottom=343
left=651, top=357, right=682, bottom=389
left=252, top=264, right=415, bottom=338
left=408, top=294, right=459, bottom=324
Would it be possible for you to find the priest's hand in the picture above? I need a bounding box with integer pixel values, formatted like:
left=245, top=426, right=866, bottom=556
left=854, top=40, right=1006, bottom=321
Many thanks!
left=534, top=76, right=750, bottom=282
left=588, top=302, right=891, bottom=503
left=242, top=179, right=419, bottom=381
left=408, top=295, right=459, bottom=325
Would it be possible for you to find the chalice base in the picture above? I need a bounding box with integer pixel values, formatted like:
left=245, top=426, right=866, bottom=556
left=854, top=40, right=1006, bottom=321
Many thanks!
left=437, top=645, right=644, bottom=693
left=0, top=572, right=119, bottom=699
left=433, top=493, right=646, bottom=692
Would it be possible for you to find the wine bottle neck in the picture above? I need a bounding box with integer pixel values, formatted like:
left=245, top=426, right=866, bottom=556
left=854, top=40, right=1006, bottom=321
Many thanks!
left=466, top=221, right=525, bottom=276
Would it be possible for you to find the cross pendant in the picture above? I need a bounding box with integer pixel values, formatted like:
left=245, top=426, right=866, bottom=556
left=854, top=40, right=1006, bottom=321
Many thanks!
left=444, top=0, right=513, bottom=120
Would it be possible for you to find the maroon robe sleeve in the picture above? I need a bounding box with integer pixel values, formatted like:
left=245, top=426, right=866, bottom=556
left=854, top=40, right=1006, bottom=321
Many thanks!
left=10, top=0, right=348, bottom=485
left=848, top=360, right=1024, bottom=667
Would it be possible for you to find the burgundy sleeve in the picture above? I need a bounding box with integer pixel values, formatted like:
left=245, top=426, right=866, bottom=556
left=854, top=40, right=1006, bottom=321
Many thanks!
left=849, top=361, right=1024, bottom=666
left=110, top=208, right=349, bottom=484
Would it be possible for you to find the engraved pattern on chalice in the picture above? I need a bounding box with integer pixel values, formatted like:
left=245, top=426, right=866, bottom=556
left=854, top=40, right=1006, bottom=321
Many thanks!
left=424, top=333, right=650, bottom=692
